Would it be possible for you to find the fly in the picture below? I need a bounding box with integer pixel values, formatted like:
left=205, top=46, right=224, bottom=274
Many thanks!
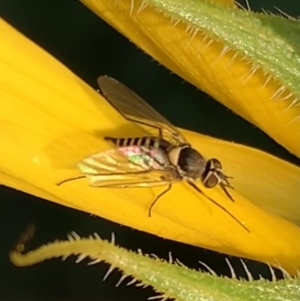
left=58, top=76, right=248, bottom=232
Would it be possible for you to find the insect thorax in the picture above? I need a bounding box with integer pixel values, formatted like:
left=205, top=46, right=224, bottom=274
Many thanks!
left=173, top=146, right=207, bottom=179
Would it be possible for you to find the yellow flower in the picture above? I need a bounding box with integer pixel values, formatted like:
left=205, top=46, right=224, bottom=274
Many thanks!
left=1, top=0, right=300, bottom=277
left=81, top=0, right=300, bottom=158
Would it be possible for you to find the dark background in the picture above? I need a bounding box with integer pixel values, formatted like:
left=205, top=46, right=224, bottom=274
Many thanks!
left=0, top=1, right=299, bottom=301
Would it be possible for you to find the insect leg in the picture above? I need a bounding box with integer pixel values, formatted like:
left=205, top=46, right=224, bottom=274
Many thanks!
left=148, top=184, right=172, bottom=217
left=56, top=175, right=86, bottom=186
left=204, top=170, right=235, bottom=202
left=219, top=183, right=235, bottom=202
left=187, top=181, right=249, bottom=232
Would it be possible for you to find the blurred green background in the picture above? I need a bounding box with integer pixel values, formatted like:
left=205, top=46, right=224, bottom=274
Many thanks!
left=0, top=1, right=299, bottom=301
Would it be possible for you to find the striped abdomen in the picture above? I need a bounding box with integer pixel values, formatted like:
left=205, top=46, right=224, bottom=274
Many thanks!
left=104, top=136, right=171, bottom=150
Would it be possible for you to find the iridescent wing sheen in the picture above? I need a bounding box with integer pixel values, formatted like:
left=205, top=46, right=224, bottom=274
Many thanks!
left=97, top=75, right=189, bottom=145
left=77, top=147, right=181, bottom=188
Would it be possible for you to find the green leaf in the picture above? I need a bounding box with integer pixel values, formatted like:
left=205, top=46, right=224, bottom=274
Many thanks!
left=10, top=227, right=300, bottom=301
left=147, top=0, right=300, bottom=100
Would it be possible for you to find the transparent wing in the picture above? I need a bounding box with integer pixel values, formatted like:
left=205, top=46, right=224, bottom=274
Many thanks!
left=97, top=75, right=189, bottom=145
left=84, top=172, right=178, bottom=188
left=77, top=148, right=180, bottom=187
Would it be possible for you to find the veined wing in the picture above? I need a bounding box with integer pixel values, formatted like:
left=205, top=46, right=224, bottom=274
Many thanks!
left=77, top=148, right=180, bottom=187
left=82, top=171, right=179, bottom=188
left=97, top=76, right=189, bottom=145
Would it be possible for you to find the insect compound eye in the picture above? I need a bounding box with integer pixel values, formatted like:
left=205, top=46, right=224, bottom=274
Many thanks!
left=208, top=158, right=222, bottom=171
left=201, top=159, right=223, bottom=188
left=202, top=172, right=219, bottom=188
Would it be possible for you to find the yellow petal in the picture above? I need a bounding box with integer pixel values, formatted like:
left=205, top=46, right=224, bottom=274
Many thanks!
left=0, top=19, right=300, bottom=275
left=81, top=0, right=300, bottom=158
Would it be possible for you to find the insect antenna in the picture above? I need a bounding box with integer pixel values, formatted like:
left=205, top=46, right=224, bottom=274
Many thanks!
left=148, top=184, right=172, bottom=217
left=221, top=175, right=234, bottom=188
left=187, top=180, right=249, bottom=232
left=56, top=176, right=86, bottom=186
